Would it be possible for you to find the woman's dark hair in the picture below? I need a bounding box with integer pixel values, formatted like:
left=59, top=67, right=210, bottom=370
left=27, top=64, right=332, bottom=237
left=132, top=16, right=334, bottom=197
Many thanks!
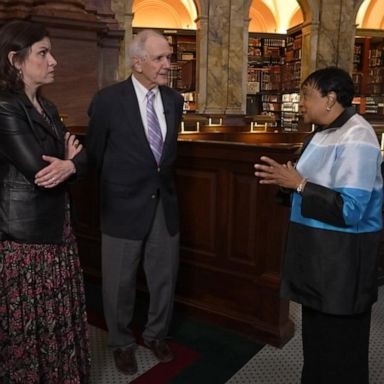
left=301, top=66, right=355, bottom=107
left=0, top=20, right=50, bottom=91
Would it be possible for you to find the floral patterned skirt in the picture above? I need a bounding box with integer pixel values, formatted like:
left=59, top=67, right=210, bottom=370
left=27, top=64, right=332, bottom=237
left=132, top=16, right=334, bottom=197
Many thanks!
left=0, top=211, right=90, bottom=383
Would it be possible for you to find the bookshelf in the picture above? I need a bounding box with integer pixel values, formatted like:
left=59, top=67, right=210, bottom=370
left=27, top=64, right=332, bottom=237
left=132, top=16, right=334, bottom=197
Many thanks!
left=352, top=38, right=365, bottom=95
left=163, top=31, right=196, bottom=92
left=247, top=27, right=303, bottom=130
left=280, top=27, right=302, bottom=131
left=133, top=28, right=197, bottom=108
left=281, top=92, right=300, bottom=131
left=367, top=39, right=384, bottom=96
left=247, top=32, right=286, bottom=125
left=281, top=26, right=302, bottom=92
left=352, top=32, right=384, bottom=118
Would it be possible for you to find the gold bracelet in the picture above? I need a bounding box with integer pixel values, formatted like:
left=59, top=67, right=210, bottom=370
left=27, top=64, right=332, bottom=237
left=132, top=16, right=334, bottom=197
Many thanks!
left=296, top=178, right=307, bottom=194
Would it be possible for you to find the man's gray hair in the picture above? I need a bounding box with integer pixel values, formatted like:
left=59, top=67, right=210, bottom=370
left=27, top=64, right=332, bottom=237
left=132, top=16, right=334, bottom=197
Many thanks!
left=128, top=29, right=168, bottom=68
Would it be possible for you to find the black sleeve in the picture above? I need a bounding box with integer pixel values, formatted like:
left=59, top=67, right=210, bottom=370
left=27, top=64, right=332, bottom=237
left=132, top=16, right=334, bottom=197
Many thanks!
left=51, top=104, right=88, bottom=179
left=175, top=92, right=184, bottom=125
left=301, top=182, right=347, bottom=227
left=85, top=94, right=109, bottom=171
left=70, top=148, right=87, bottom=180
left=275, top=187, right=292, bottom=207
left=0, top=100, right=47, bottom=183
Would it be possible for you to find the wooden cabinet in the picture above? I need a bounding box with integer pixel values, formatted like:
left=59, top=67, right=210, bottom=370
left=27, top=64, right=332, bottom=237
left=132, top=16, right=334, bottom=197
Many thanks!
left=71, top=130, right=307, bottom=347
left=175, top=139, right=299, bottom=347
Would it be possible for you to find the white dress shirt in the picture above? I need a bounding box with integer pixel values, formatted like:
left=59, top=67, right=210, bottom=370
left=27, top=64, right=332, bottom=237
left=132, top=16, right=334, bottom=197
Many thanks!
left=131, top=74, right=167, bottom=141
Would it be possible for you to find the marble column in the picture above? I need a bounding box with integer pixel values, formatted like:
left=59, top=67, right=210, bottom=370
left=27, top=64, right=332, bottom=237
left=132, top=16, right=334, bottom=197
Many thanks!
left=301, top=21, right=319, bottom=81
left=84, top=0, right=124, bottom=87
left=202, top=0, right=231, bottom=114
left=315, top=0, right=357, bottom=72
left=225, top=0, right=248, bottom=114
left=121, top=11, right=134, bottom=79
left=111, top=0, right=135, bottom=80
left=199, top=0, right=247, bottom=114
left=299, top=0, right=360, bottom=76
left=195, top=15, right=209, bottom=113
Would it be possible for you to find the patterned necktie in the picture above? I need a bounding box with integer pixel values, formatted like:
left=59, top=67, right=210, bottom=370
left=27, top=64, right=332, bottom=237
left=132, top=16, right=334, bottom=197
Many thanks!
left=146, top=90, right=164, bottom=164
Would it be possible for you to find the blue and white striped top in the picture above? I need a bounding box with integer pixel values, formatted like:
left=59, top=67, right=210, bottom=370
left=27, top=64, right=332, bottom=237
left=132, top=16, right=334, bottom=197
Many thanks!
left=291, top=111, right=383, bottom=233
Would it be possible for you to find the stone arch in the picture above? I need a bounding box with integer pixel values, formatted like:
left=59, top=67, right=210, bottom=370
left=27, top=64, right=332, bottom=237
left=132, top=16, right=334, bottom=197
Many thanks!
left=193, top=0, right=205, bottom=18
left=123, top=0, right=202, bottom=22
left=296, top=0, right=316, bottom=25
left=126, top=0, right=134, bottom=13
left=248, top=0, right=277, bottom=33
left=288, top=8, right=304, bottom=29
left=131, top=0, right=196, bottom=29
left=356, top=0, right=384, bottom=28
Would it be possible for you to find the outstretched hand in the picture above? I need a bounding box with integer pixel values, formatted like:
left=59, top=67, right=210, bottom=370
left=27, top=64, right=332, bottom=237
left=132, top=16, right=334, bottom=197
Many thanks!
left=254, top=156, right=303, bottom=190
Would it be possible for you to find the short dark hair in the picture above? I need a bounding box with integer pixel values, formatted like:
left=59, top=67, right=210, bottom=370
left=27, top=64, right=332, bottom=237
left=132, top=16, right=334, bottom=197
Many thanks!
left=301, top=66, right=354, bottom=107
left=0, top=20, right=50, bottom=91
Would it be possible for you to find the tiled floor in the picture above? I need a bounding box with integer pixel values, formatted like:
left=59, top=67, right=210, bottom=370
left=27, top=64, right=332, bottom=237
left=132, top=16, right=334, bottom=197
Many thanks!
left=226, top=286, right=384, bottom=384
left=89, top=287, right=384, bottom=383
left=90, top=326, right=159, bottom=383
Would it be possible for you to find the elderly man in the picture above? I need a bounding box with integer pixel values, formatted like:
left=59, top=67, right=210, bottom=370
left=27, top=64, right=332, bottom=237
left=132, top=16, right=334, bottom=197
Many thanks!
left=86, top=29, right=183, bottom=375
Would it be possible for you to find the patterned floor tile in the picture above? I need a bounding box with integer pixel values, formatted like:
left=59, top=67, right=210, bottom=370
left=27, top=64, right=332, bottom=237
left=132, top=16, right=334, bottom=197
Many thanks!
left=89, top=326, right=159, bottom=383
left=226, top=286, right=384, bottom=384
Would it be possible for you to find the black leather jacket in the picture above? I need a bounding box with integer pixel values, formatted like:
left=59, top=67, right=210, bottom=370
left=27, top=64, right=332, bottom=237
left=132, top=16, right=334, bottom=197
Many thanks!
left=0, top=90, right=86, bottom=244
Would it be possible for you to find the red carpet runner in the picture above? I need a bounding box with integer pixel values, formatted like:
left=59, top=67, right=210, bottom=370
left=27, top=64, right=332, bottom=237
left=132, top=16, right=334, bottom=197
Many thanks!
left=87, top=310, right=200, bottom=383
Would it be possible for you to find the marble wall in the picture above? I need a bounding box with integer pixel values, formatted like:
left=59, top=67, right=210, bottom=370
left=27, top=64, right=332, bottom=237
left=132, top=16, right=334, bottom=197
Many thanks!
left=299, top=0, right=363, bottom=80
left=109, top=0, right=360, bottom=115
left=2, top=0, right=362, bottom=120
left=0, top=0, right=123, bottom=126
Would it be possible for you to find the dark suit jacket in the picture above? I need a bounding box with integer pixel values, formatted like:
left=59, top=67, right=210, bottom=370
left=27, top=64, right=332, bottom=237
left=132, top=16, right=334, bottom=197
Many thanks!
left=86, top=76, right=184, bottom=240
left=0, top=90, right=86, bottom=243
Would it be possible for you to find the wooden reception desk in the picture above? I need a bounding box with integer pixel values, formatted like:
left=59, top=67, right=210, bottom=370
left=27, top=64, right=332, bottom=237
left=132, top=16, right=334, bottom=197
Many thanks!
left=71, top=129, right=305, bottom=347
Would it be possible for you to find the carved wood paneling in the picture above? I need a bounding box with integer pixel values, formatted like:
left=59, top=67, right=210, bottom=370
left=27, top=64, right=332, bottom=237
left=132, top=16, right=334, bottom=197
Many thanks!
left=70, top=135, right=300, bottom=346
left=173, top=140, right=300, bottom=346
left=177, top=168, right=218, bottom=259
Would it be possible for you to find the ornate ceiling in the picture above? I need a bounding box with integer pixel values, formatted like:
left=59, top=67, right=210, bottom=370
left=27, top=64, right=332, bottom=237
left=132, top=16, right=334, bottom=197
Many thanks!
left=131, top=0, right=384, bottom=32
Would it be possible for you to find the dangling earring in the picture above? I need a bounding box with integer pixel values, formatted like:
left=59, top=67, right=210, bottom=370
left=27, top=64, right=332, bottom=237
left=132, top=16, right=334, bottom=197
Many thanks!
left=16, top=69, right=23, bottom=81
left=326, top=106, right=331, bottom=112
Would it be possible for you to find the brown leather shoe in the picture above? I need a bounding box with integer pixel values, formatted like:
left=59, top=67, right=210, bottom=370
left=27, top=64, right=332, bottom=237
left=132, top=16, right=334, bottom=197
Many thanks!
left=146, top=339, right=174, bottom=363
left=113, top=347, right=138, bottom=375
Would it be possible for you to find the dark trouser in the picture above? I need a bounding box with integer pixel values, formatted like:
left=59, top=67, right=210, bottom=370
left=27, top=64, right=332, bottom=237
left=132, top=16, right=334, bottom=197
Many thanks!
left=101, top=200, right=179, bottom=348
left=301, top=306, right=372, bottom=384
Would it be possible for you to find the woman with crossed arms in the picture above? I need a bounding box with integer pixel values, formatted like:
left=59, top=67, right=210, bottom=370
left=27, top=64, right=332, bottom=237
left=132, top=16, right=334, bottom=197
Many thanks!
left=0, top=20, right=90, bottom=383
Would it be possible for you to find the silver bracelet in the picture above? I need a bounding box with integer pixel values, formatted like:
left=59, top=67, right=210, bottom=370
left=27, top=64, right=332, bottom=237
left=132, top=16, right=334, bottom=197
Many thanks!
left=296, top=178, right=307, bottom=194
